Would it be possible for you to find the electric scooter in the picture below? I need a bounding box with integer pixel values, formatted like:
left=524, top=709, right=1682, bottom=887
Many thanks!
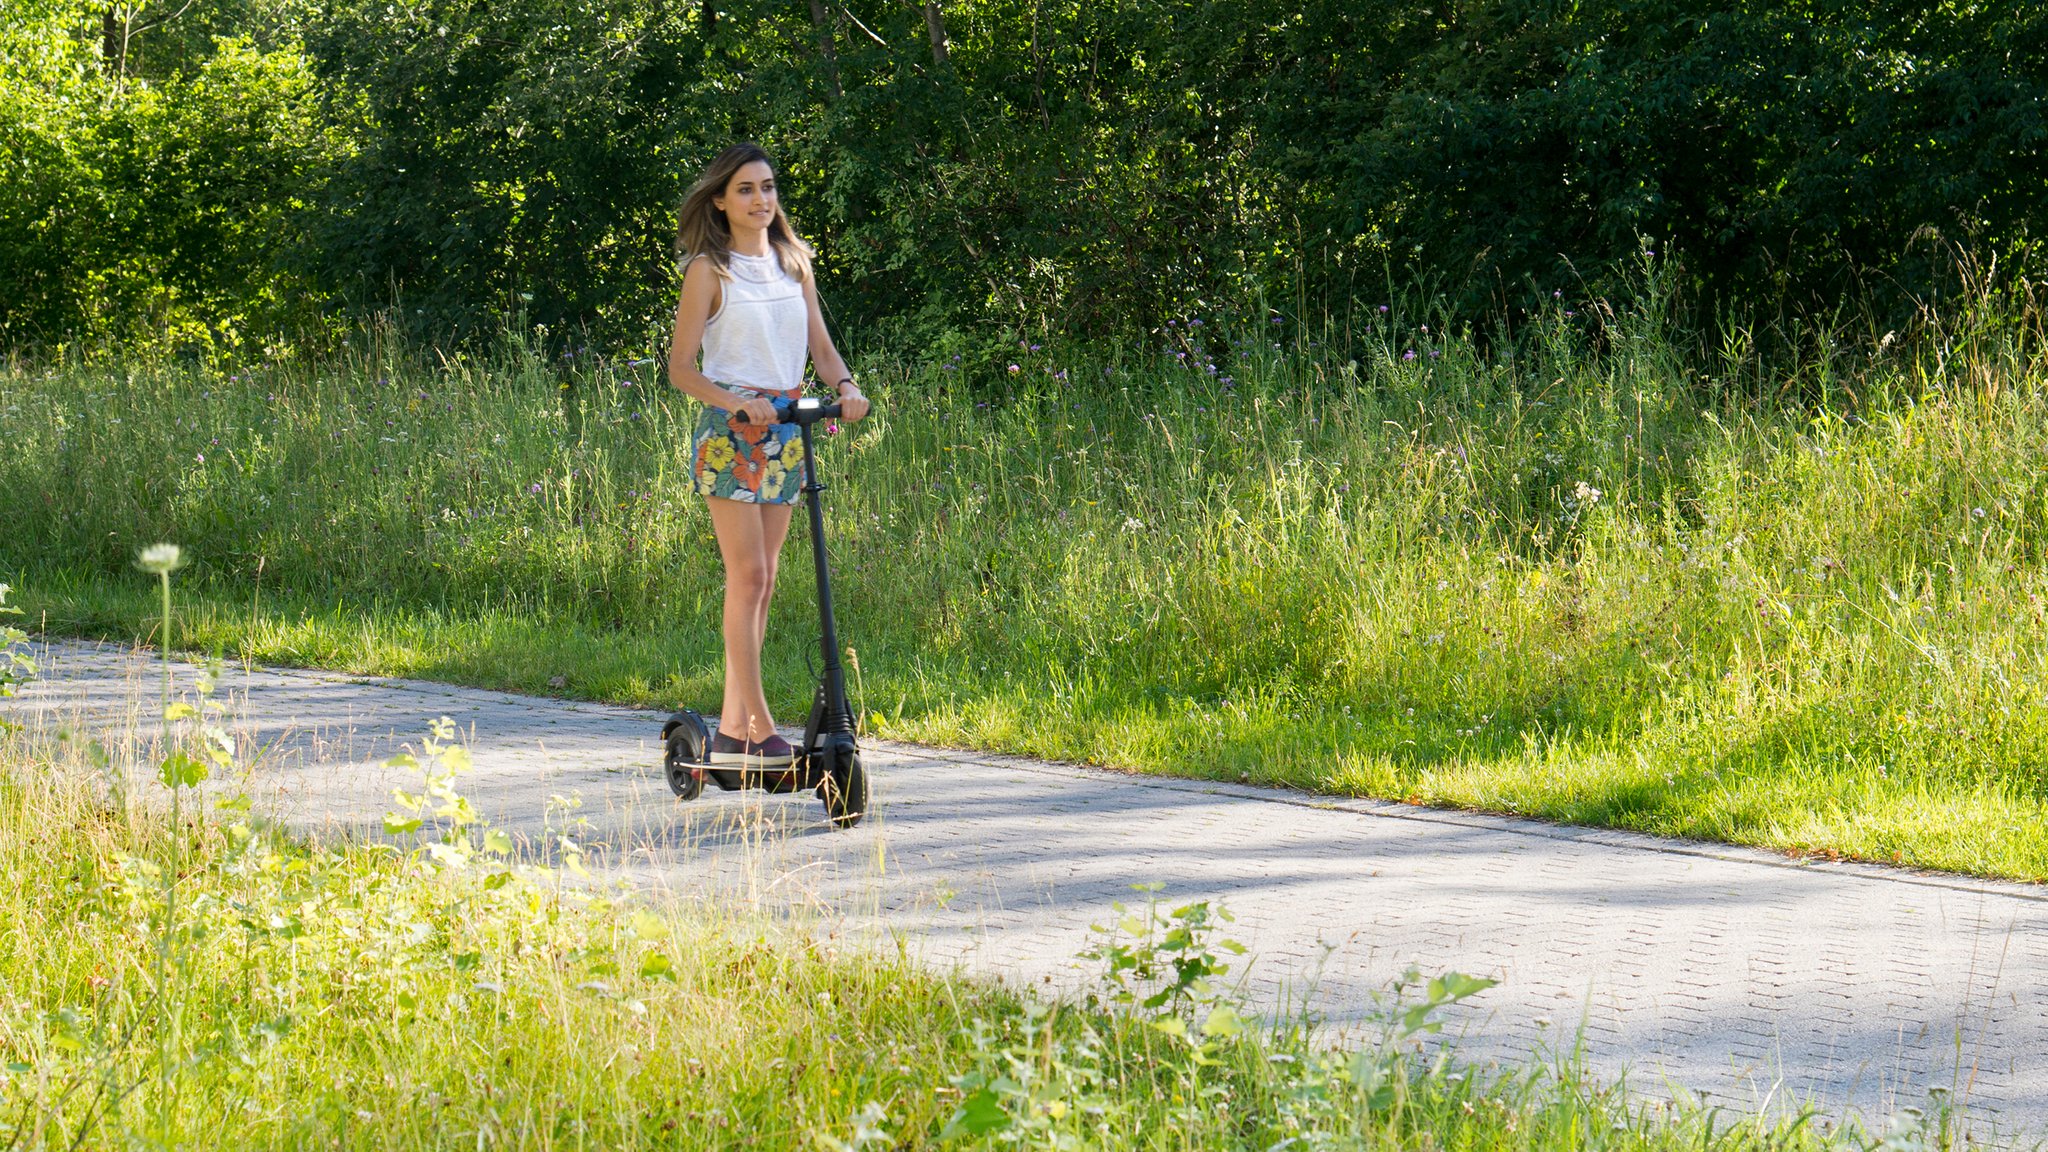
left=660, top=395, right=868, bottom=829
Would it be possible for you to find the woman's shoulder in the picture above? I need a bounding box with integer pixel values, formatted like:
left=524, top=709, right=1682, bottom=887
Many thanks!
left=683, top=251, right=730, bottom=277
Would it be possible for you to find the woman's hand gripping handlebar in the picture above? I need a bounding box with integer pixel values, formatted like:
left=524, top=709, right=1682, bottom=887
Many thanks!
left=732, top=396, right=845, bottom=427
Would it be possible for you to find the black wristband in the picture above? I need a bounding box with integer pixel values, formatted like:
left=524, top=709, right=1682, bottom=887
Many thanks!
left=835, top=376, right=856, bottom=395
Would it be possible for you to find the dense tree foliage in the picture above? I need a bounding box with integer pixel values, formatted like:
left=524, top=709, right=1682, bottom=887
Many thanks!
left=1, top=0, right=2042, bottom=354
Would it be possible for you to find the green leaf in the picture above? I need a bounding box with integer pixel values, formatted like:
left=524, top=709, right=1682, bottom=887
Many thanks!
left=629, top=909, right=667, bottom=941
left=382, top=814, right=421, bottom=835
left=1200, top=1005, right=1245, bottom=1039
left=939, top=1087, right=1010, bottom=1140
left=1430, top=972, right=1498, bottom=1002
left=639, top=951, right=676, bottom=981
left=483, top=828, right=513, bottom=855
left=157, top=751, right=207, bottom=789
left=163, top=701, right=199, bottom=721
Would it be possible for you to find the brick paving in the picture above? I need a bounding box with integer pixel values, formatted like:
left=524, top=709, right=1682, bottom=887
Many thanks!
left=12, top=638, right=2046, bottom=1141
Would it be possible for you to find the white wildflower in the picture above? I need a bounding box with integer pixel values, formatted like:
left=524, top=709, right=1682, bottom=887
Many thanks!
left=136, top=544, right=185, bottom=575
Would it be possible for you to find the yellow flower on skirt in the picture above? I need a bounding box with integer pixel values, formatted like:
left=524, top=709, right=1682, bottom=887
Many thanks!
left=758, top=453, right=797, bottom=502
left=699, top=436, right=737, bottom=476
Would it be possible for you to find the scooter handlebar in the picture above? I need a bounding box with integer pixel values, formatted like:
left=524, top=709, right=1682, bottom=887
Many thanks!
left=731, top=396, right=843, bottom=427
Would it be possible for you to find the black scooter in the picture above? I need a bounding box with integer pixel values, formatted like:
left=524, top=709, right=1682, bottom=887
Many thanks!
left=660, top=395, right=868, bottom=829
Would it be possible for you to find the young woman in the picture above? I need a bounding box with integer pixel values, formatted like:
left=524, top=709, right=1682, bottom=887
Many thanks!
left=668, top=143, right=869, bottom=769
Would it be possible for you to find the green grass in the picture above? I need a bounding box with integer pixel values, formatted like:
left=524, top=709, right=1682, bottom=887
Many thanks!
left=0, top=640, right=1916, bottom=1149
left=7, top=282, right=2048, bottom=881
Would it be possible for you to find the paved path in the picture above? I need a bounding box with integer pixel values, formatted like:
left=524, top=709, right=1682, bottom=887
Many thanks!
left=10, top=639, right=2047, bottom=1142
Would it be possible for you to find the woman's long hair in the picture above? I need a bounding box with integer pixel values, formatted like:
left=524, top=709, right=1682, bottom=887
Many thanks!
left=675, top=143, right=814, bottom=283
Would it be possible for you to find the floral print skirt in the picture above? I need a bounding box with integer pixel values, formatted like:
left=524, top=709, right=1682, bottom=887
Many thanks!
left=690, top=385, right=805, bottom=505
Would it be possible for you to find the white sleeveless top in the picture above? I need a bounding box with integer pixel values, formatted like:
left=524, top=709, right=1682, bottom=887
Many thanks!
left=698, top=251, right=807, bottom=394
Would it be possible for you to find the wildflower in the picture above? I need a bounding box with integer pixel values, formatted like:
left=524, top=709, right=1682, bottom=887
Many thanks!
left=1573, top=481, right=1603, bottom=505
left=137, top=544, right=185, bottom=575
left=529, top=482, right=543, bottom=495
left=1403, top=350, right=1416, bottom=362
left=1007, top=363, right=1020, bottom=374
left=1377, top=304, right=1389, bottom=313
left=1030, top=343, right=1041, bottom=352
left=195, top=453, right=204, bottom=464
left=1189, top=319, right=1203, bottom=328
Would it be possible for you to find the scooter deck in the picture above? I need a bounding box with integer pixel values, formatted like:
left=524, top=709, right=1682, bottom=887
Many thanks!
left=662, top=709, right=830, bottom=793
left=705, top=761, right=829, bottom=794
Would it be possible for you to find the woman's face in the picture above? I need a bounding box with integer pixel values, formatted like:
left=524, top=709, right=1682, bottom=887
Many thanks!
left=713, top=160, right=779, bottom=236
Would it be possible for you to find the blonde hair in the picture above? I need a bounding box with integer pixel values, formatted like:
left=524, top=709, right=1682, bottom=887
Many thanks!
left=674, top=143, right=814, bottom=283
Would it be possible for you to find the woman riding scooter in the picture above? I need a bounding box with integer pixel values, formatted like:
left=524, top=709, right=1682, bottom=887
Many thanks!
left=666, top=143, right=871, bottom=772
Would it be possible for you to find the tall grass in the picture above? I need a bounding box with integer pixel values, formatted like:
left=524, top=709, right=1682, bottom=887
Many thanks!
left=6, top=270, right=2048, bottom=879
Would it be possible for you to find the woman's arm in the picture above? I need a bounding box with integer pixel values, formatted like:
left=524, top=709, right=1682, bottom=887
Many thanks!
left=668, top=258, right=776, bottom=425
left=803, top=275, right=869, bottom=422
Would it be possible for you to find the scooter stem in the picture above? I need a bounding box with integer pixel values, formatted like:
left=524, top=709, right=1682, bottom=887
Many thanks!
left=799, top=421, right=853, bottom=733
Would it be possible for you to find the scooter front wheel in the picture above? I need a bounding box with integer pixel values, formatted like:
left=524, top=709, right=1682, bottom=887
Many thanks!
left=820, top=750, right=867, bottom=829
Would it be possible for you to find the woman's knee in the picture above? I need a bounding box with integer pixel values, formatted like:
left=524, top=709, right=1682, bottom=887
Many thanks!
left=725, top=555, right=775, bottom=602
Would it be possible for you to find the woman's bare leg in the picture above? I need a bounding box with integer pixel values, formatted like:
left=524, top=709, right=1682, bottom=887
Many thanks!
left=706, top=496, right=795, bottom=740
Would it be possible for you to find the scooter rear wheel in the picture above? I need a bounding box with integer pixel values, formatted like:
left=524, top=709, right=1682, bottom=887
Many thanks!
left=664, top=730, right=705, bottom=801
left=820, top=751, right=867, bottom=829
